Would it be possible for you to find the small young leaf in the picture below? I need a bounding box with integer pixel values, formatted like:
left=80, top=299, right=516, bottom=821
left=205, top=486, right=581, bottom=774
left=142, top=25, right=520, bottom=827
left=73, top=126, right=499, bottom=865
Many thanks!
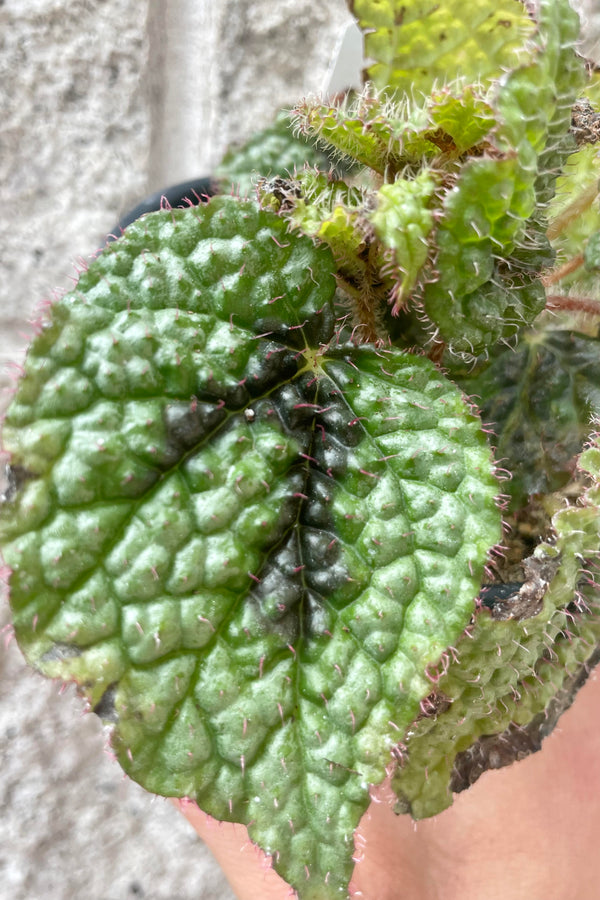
left=422, top=163, right=550, bottom=355
left=293, top=95, right=399, bottom=175
left=369, top=170, right=437, bottom=312
left=294, top=87, right=496, bottom=177
left=284, top=171, right=365, bottom=256
left=0, top=196, right=501, bottom=899
left=428, top=87, right=496, bottom=155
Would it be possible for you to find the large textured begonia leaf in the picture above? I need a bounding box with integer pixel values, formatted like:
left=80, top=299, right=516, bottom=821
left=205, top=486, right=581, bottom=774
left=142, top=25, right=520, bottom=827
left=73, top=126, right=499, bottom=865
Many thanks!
left=392, top=448, right=600, bottom=819
left=349, top=0, right=534, bottom=98
left=0, top=196, right=501, bottom=899
left=457, top=329, right=600, bottom=508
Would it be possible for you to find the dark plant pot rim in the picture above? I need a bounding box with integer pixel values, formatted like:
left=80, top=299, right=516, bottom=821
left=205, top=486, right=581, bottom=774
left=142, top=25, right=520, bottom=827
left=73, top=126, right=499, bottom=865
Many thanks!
left=109, top=176, right=217, bottom=240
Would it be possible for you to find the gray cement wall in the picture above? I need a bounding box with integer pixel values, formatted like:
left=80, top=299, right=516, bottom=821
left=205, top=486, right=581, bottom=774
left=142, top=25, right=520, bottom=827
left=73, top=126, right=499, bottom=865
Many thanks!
left=0, top=2, right=350, bottom=899
left=0, top=2, right=597, bottom=899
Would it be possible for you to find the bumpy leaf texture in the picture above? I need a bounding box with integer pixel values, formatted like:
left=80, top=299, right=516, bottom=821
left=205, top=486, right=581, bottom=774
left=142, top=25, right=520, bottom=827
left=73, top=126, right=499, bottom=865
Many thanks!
left=0, top=197, right=501, bottom=899
left=420, top=0, right=585, bottom=354
left=392, top=448, right=600, bottom=819
left=349, top=0, right=534, bottom=98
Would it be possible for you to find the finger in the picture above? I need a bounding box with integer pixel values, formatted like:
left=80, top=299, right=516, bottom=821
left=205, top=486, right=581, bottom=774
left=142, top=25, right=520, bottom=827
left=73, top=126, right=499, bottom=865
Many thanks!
left=172, top=798, right=293, bottom=900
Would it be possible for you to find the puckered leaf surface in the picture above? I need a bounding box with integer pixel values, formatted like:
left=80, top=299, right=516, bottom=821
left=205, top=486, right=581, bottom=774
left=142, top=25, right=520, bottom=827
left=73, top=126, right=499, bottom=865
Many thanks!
left=420, top=0, right=585, bottom=354
left=0, top=197, right=500, bottom=898
left=392, top=449, right=600, bottom=819
left=349, top=0, right=534, bottom=98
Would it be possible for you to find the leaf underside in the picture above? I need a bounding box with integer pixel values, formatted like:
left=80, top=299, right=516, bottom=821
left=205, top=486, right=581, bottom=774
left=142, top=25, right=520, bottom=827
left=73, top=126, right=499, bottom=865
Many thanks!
left=0, top=197, right=500, bottom=898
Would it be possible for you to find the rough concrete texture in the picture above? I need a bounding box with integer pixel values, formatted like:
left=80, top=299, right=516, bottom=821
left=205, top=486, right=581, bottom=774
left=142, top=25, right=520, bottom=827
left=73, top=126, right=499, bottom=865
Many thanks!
left=0, top=0, right=150, bottom=403
left=146, top=1, right=352, bottom=189
left=0, top=1, right=350, bottom=898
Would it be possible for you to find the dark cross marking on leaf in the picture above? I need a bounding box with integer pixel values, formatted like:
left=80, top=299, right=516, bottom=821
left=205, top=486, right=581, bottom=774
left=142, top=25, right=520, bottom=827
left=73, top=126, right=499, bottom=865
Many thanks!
left=242, top=369, right=362, bottom=642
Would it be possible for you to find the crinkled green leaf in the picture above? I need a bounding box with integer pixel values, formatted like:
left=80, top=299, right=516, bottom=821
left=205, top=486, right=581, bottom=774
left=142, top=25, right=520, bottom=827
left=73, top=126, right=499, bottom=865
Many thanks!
left=349, top=0, right=534, bottom=98
left=0, top=196, right=501, bottom=899
left=456, top=329, right=600, bottom=508
left=422, top=197, right=549, bottom=354
left=392, top=450, right=600, bottom=819
left=428, top=87, right=496, bottom=155
left=419, top=0, right=584, bottom=353
left=294, top=87, right=496, bottom=177
left=425, top=154, right=529, bottom=291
